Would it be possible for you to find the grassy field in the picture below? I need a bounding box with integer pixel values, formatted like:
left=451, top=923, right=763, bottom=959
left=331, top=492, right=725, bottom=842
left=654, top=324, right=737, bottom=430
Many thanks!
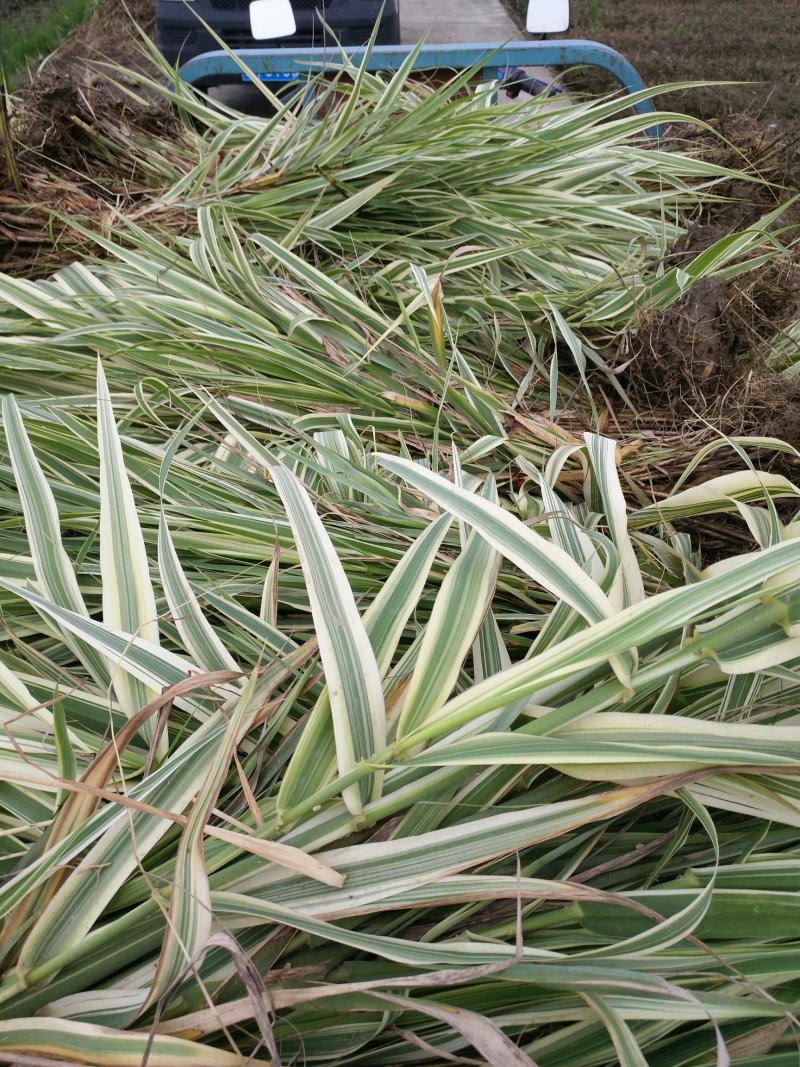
left=0, top=0, right=95, bottom=81
left=507, top=0, right=800, bottom=142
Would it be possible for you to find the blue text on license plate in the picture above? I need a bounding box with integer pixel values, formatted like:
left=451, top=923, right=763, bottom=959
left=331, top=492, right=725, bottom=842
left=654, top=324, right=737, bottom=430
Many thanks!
left=242, top=71, right=298, bottom=82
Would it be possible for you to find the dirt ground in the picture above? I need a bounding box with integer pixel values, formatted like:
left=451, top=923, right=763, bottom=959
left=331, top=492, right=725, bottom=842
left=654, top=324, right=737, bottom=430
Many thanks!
left=623, top=118, right=800, bottom=426
left=0, top=0, right=174, bottom=272
left=507, top=0, right=800, bottom=148
left=35, top=0, right=154, bottom=75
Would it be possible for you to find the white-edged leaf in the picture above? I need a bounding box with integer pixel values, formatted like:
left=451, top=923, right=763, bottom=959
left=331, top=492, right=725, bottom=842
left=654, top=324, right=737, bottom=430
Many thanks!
left=2, top=394, right=111, bottom=693
left=583, top=994, right=648, bottom=1067
left=376, top=454, right=619, bottom=628
left=0, top=1017, right=247, bottom=1066
left=0, top=579, right=227, bottom=706
left=96, top=361, right=163, bottom=750
left=278, top=511, right=452, bottom=816
left=396, top=479, right=500, bottom=740
left=393, top=537, right=800, bottom=749
left=269, top=460, right=385, bottom=816
left=158, top=513, right=240, bottom=675
left=631, top=471, right=800, bottom=528
left=144, top=670, right=259, bottom=1011
left=585, top=433, right=645, bottom=607
left=0, top=651, right=53, bottom=733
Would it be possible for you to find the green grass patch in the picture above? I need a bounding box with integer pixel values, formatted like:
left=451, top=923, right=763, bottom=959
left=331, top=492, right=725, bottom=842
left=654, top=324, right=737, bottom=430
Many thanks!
left=0, top=0, right=96, bottom=82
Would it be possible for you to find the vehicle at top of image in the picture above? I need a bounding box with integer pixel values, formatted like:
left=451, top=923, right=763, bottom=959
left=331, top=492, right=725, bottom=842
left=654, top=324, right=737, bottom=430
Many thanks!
left=156, top=0, right=402, bottom=85
left=166, top=0, right=658, bottom=136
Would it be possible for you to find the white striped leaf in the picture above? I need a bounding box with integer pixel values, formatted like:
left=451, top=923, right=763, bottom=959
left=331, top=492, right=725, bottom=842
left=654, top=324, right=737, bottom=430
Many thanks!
left=158, top=513, right=240, bottom=675
left=671, top=436, right=800, bottom=493
left=688, top=775, right=800, bottom=828
left=250, top=233, right=390, bottom=335
left=396, top=479, right=500, bottom=740
left=227, top=781, right=676, bottom=909
left=268, top=461, right=385, bottom=816
left=393, top=538, right=800, bottom=750
left=0, top=580, right=226, bottom=707
left=0, top=648, right=329, bottom=936
left=377, top=455, right=638, bottom=687
left=585, top=433, right=645, bottom=608
left=404, top=719, right=800, bottom=779
left=0, top=1017, right=248, bottom=1066
left=0, top=651, right=53, bottom=733
left=14, top=716, right=232, bottom=976
left=278, top=512, right=452, bottom=816
left=2, top=394, right=111, bottom=693
left=630, top=470, right=800, bottom=528
left=143, top=670, right=259, bottom=1011
left=96, top=361, right=163, bottom=752
left=376, top=453, right=620, bottom=629
left=583, top=995, right=648, bottom=1067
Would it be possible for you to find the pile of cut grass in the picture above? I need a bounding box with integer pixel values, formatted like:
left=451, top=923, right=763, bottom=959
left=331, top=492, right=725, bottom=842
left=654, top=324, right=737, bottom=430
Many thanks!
left=0, top=56, right=800, bottom=1067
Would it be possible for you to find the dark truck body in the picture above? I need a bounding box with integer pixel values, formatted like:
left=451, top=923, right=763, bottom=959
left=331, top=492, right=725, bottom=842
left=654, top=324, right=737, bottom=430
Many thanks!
left=156, top=0, right=401, bottom=84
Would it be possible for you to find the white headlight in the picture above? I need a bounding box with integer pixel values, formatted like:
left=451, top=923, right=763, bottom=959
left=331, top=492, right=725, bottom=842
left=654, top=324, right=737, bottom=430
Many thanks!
left=250, top=0, right=297, bottom=39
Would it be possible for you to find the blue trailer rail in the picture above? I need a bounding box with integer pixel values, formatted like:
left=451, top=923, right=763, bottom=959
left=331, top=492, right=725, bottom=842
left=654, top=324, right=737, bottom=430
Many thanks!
left=178, top=40, right=664, bottom=138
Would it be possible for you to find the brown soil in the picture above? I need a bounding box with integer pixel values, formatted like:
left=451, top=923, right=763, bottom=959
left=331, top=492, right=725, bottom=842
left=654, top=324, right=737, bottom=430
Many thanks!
left=621, top=118, right=800, bottom=446
left=39, top=0, right=155, bottom=75
left=506, top=0, right=800, bottom=149
left=0, top=0, right=181, bottom=273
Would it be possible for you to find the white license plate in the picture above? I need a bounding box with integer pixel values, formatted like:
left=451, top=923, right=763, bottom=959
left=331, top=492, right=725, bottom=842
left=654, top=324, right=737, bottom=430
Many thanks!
left=249, top=0, right=297, bottom=40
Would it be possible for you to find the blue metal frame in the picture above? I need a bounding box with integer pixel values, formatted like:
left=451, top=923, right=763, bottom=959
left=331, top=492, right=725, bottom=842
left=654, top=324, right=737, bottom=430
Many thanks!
left=179, top=40, right=663, bottom=138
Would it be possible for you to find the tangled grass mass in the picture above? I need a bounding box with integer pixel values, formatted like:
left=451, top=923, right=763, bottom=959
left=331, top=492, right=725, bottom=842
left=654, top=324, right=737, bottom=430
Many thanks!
left=0, top=49, right=800, bottom=1066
